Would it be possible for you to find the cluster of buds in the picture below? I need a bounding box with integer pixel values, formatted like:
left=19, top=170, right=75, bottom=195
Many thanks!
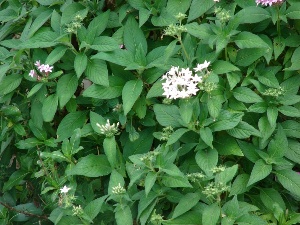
left=161, top=61, right=210, bottom=99
left=150, top=210, right=164, bottom=225
left=256, top=0, right=284, bottom=6
left=29, top=60, right=53, bottom=81
left=211, top=165, right=226, bottom=174
left=72, top=205, right=84, bottom=217
left=111, top=183, right=126, bottom=195
left=262, top=87, right=285, bottom=97
left=96, top=119, right=119, bottom=138
left=65, top=14, right=84, bottom=33
left=202, top=182, right=230, bottom=198
left=187, top=172, right=206, bottom=182
left=159, top=126, right=174, bottom=141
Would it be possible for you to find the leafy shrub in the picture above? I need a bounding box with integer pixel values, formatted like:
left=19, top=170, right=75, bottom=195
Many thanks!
left=0, top=0, right=300, bottom=224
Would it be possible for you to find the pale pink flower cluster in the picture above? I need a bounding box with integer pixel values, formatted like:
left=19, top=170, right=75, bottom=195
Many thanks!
left=161, top=61, right=210, bottom=99
left=29, top=60, right=53, bottom=79
left=256, top=0, right=284, bottom=6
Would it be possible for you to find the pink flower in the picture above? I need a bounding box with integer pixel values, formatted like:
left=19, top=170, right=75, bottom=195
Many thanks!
left=256, top=0, right=284, bottom=6
left=34, top=60, right=41, bottom=67
left=29, top=70, right=36, bottom=78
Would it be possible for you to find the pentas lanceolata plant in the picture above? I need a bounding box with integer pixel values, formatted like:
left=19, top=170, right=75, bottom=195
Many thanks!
left=256, top=0, right=284, bottom=6
left=161, top=61, right=210, bottom=99
left=1, top=0, right=300, bottom=225
left=29, top=60, right=53, bottom=81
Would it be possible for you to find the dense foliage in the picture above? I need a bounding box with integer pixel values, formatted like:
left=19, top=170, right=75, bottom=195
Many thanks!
left=0, top=0, right=300, bottom=224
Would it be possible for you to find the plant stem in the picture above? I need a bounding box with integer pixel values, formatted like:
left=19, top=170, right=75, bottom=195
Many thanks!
left=178, top=37, right=190, bottom=62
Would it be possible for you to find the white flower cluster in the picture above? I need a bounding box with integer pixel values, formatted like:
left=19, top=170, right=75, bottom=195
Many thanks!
left=96, top=119, right=119, bottom=138
left=161, top=61, right=210, bottom=99
left=111, top=183, right=126, bottom=194
left=29, top=60, right=53, bottom=79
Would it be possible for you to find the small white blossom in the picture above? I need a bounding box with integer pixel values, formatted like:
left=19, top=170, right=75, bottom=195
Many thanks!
left=60, top=185, right=71, bottom=193
left=96, top=119, right=119, bottom=137
left=111, top=183, right=126, bottom=194
left=161, top=66, right=202, bottom=99
left=193, top=60, right=210, bottom=72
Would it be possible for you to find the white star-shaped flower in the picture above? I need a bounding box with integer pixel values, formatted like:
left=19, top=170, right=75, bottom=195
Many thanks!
left=60, top=185, right=71, bottom=193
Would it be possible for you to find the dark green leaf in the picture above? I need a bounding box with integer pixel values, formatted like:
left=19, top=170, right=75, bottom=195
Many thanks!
left=67, top=154, right=111, bottom=177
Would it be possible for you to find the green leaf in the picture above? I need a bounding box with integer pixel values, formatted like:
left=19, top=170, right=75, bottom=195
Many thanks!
left=74, top=53, right=87, bottom=78
left=124, top=16, right=147, bottom=54
left=83, top=77, right=124, bottom=99
left=209, top=110, right=243, bottom=132
left=278, top=105, right=300, bottom=117
left=57, top=73, right=78, bottom=109
left=286, top=4, right=300, bottom=19
left=237, top=140, right=260, bottom=163
left=234, top=32, right=269, bottom=49
left=235, top=48, right=267, bottom=66
left=235, top=6, right=271, bottom=24
left=188, top=0, right=214, bottom=22
left=146, top=80, right=164, bottom=98
left=27, top=10, right=52, bottom=38
left=92, top=49, right=135, bottom=67
left=40, top=151, right=69, bottom=163
left=86, top=59, right=109, bottom=86
left=45, top=46, right=68, bottom=65
left=215, top=133, right=244, bottom=156
left=42, top=94, right=58, bottom=122
left=230, top=174, right=250, bottom=196
left=122, top=79, right=143, bottom=115
left=67, top=154, right=111, bottom=177
left=57, top=111, right=87, bottom=141
left=103, top=137, right=117, bottom=167
left=172, top=192, right=201, bottom=219
left=15, top=138, right=42, bottom=149
left=84, top=36, right=119, bottom=52
left=123, top=128, right=154, bottom=159
left=84, top=195, right=108, bottom=221
left=195, top=148, right=218, bottom=175
left=115, top=205, right=133, bottom=225
left=85, top=11, right=110, bottom=43
left=200, top=127, right=213, bottom=149
left=29, top=120, right=47, bottom=140
left=89, top=111, right=106, bottom=134
left=202, top=203, right=220, bottom=225
left=163, top=211, right=202, bottom=225
left=27, top=83, right=44, bottom=98
left=166, top=128, right=189, bottom=146
left=145, top=171, right=157, bottom=197
left=162, top=175, right=192, bottom=188
left=267, top=106, right=278, bottom=127
left=61, top=3, right=86, bottom=25
left=215, top=165, right=238, bottom=184
left=233, top=87, right=263, bottom=103
left=3, top=170, right=30, bottom=192
left=258, top=116, right=276, bottom=147
left=19, top=31, right=59, bottom=49
left=260, top=188, right=286, bottom=211
left=275, top=170, right=300, bottom=198
left=227, top=121, right=261, bottom=139
left=268, top=125, right=288, bottom=159
left=211, top=60, right=240, bottom=74
left=153, top=104, right=184, bottom=128
left=248, top=102, right=268, bottom=113
left=281, top=120, right=300, bottom=138
left=247, top=159, right=272, bottom=186
left=0, top=74, right=22, bottom=96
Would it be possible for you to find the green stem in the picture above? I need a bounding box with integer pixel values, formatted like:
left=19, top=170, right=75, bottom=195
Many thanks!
left=178, top=37, right=190, bottom=62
